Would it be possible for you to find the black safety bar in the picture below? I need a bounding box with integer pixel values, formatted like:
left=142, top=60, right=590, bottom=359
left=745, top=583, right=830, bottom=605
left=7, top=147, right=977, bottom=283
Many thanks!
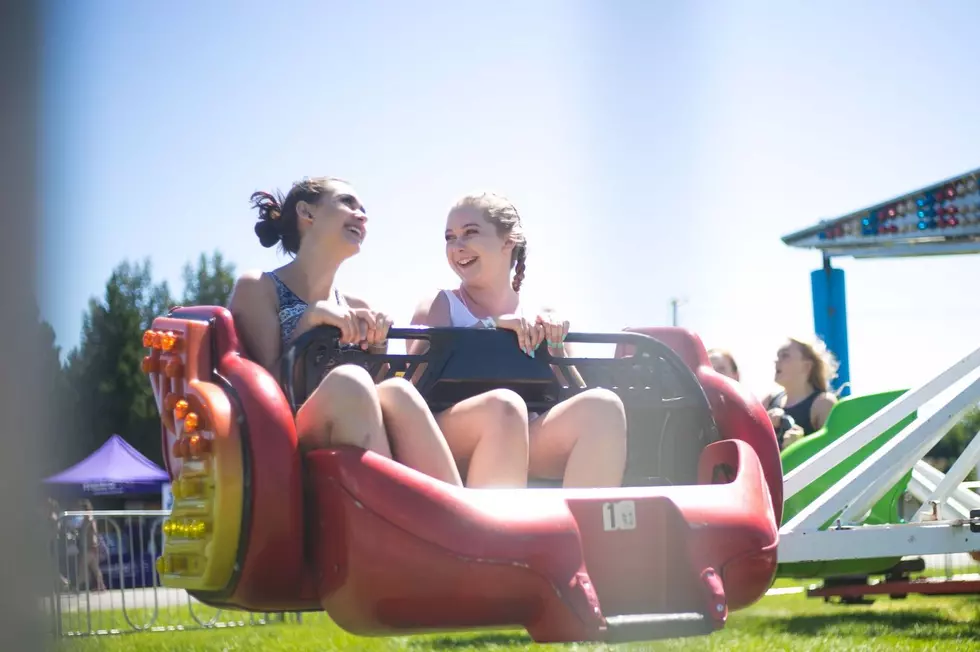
left=281, top=326, right=711, bottom=414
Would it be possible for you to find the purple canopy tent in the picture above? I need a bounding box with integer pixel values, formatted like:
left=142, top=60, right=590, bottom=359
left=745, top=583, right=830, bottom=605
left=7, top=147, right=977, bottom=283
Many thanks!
left=44, top=434, right=169, bottom=496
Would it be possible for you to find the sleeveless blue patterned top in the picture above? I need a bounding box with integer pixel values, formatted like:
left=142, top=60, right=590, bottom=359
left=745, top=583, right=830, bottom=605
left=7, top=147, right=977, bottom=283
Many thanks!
left=267, top=271, right=353, bottom=350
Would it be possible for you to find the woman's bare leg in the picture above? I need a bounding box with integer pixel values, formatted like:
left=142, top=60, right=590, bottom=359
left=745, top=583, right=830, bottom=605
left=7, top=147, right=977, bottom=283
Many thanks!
left=295, top=365, right=391, bottom=457
left=376, top=378, right=463, bottom=486
left=435, top=389, right=529, bottom=488
left=528, top=388, right=628, bottom=488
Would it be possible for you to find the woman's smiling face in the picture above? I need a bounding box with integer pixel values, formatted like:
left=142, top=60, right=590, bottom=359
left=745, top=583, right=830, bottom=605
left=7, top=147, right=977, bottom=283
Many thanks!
left=444, top=203, right=514, bottom=283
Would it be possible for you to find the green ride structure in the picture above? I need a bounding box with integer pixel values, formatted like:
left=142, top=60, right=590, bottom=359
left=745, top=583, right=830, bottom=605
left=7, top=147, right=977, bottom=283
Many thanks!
left=777, top=390, right=916, bottom=580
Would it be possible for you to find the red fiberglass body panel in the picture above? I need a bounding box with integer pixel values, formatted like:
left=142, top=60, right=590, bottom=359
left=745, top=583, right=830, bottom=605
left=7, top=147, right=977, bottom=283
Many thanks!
left=158, top=308, right=780, bottom=642
left=619, top=326, right=784, bottom=525
left=307, top=434, right=776, bottom=643
left=165, top=306, right=320, bottom=611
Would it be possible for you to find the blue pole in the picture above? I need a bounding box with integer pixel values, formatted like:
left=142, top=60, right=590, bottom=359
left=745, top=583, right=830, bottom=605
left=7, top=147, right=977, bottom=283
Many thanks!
left=810, top=260, right=851, bottom=397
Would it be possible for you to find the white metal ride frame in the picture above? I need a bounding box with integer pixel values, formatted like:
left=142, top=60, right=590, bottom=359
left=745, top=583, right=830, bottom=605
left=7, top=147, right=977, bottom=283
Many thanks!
left=777, top=345, right=980, bottom=565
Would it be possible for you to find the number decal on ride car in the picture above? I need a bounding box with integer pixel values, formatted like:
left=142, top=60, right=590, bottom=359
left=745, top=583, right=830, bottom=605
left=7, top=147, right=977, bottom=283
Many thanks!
left=602, top=500, right=637, bottom=531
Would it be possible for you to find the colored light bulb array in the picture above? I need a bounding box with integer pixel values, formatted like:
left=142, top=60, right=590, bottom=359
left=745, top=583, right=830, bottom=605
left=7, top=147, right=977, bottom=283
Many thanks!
left=819, top=176, right=980, bottom=241
left=163, top=518, right=209, bottom=539
left=142, top=325, right=218, bottom=581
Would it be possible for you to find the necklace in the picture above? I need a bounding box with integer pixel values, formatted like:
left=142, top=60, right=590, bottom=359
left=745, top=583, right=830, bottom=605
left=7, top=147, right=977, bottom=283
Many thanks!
left=459, top=285, right=521, bottom=319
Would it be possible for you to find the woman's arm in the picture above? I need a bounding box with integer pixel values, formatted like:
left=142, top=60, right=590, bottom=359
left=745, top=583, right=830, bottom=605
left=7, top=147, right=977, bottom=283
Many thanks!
left=227, top=271, right=281, bottom=374
left=810, top=392, right=838, bottom=431
left=536, top=307, right=586, bottom=388
left=406, top=291, right=452, bottom=355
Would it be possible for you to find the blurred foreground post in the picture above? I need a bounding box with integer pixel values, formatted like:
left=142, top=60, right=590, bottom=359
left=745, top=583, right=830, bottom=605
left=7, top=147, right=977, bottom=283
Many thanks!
left=0, top=0, right=49, bottom=649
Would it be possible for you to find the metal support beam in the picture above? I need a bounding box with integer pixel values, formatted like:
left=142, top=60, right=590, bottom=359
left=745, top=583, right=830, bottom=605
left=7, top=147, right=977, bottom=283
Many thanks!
left=782, top=374, right=980, bottom=532
left=909, top=462, right=980, bottom=521
left=912, top=430, right=980, bottom=522
left=778, top=521, right=980, bottom=564
left=837, top=380, right=980, bottom=525
left=784, top=344, right=980, bottom=499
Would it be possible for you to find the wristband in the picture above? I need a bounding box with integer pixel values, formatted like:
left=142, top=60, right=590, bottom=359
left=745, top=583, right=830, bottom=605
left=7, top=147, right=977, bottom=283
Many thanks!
left=480, top=317, right=496, bottom=329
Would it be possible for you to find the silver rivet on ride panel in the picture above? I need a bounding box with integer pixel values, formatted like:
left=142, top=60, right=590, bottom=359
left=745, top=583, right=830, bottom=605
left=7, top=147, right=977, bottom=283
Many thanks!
left=716, top=604, right=724, bottom=612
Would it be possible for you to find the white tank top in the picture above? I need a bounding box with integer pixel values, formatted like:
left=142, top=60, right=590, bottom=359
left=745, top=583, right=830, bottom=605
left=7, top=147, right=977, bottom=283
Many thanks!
left=442, top=289, right=542, bottom=420
left=442, top=289, right=523, bottom=326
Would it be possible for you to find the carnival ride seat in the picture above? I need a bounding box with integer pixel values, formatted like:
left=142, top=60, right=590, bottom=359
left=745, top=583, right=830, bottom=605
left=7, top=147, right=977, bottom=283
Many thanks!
left=143, top=306, right=781, bottom=644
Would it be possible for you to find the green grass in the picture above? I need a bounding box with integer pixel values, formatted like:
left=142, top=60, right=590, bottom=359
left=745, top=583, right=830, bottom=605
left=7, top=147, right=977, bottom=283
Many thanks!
left=52, top=585, right=980, bottom=652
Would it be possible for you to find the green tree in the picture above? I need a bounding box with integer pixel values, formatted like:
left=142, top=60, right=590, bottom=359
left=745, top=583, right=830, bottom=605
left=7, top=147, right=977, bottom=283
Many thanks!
left=33, top=305, right=76, bottom=476
left=181, top=250, right=236, bottom=307
left=927, top=406, right=980, bottom=472
left=64, top=259, right=174, bottom=465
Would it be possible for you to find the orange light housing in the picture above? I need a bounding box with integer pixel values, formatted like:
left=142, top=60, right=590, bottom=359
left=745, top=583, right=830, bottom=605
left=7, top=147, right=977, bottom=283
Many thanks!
left=184, top=412, right=200, bottom=433
left=188, top=434, right=211, bottom=457
left=142, top=356, right=158, bottom=373
left=143, top=330, right=155, bottom=347
left=174, top=399, right=189, bottom=419
left=165, top=359, right=183, bottom=378
left=161, top=331, right=178, bottom=352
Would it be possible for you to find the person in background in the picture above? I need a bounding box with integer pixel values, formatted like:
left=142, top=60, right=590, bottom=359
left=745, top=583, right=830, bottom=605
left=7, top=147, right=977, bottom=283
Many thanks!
left=709, top=345, right=807, bottom=450
left=708, top=348, right=740, bottom=382
left=762, top=336, right=839, bottom=446
left=43, top=499, right=69, bottom=591
left=76, top=499, right=106, bottom=592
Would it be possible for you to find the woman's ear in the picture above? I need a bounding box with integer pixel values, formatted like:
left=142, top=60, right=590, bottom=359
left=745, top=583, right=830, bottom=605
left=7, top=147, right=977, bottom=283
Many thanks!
left=502, top=237, right=516, bottom=254
left=296, top=200, right=315, bottom=225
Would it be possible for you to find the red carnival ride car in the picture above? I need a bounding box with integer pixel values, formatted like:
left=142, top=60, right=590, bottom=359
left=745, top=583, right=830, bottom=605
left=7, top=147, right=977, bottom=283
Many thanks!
left=143, top=305, right=781, bottom=644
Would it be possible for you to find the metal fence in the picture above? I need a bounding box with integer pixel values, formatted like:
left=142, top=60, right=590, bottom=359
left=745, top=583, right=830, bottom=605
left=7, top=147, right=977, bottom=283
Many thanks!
left=42, top=509, right=324, bottom=638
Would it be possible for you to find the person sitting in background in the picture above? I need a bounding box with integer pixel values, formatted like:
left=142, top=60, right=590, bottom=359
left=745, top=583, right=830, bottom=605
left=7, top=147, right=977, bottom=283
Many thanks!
left=762, top=336, right=839, bottom=447
left=708, top=348, right=740, bottom=381
left=710, top=345, right=806, bottom=450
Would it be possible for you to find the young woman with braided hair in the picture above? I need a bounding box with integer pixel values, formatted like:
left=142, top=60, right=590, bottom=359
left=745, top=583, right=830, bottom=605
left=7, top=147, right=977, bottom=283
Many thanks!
left=411, top=192, right=629, bottom=488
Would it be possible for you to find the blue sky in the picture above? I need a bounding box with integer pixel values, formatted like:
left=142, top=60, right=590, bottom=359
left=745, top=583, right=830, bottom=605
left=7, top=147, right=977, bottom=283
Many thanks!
left=41, top=0, right=980, bottom=402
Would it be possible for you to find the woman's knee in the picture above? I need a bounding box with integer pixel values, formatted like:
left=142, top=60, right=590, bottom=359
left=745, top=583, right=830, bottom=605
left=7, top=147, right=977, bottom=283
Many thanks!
left=576, top=389, right=628, bottom=435
left=300, top=365, right=379, bottom=435
left=317, top=364, right=377, bottom=403
left=481, top=388, right=529, bottom=428
left=376, top=377, right=422, bottom=411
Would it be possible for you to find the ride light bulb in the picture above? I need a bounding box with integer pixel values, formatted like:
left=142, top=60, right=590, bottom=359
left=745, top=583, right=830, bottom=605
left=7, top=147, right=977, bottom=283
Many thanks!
left=143, top=330, right=155, bottom=347
left=160, top=331, right=178, bottom=352
left=188, top=434, right=211, bottom=457
left=184, top=412, right=199, bottom=433
left=174, top=399, right=189, bottom=419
